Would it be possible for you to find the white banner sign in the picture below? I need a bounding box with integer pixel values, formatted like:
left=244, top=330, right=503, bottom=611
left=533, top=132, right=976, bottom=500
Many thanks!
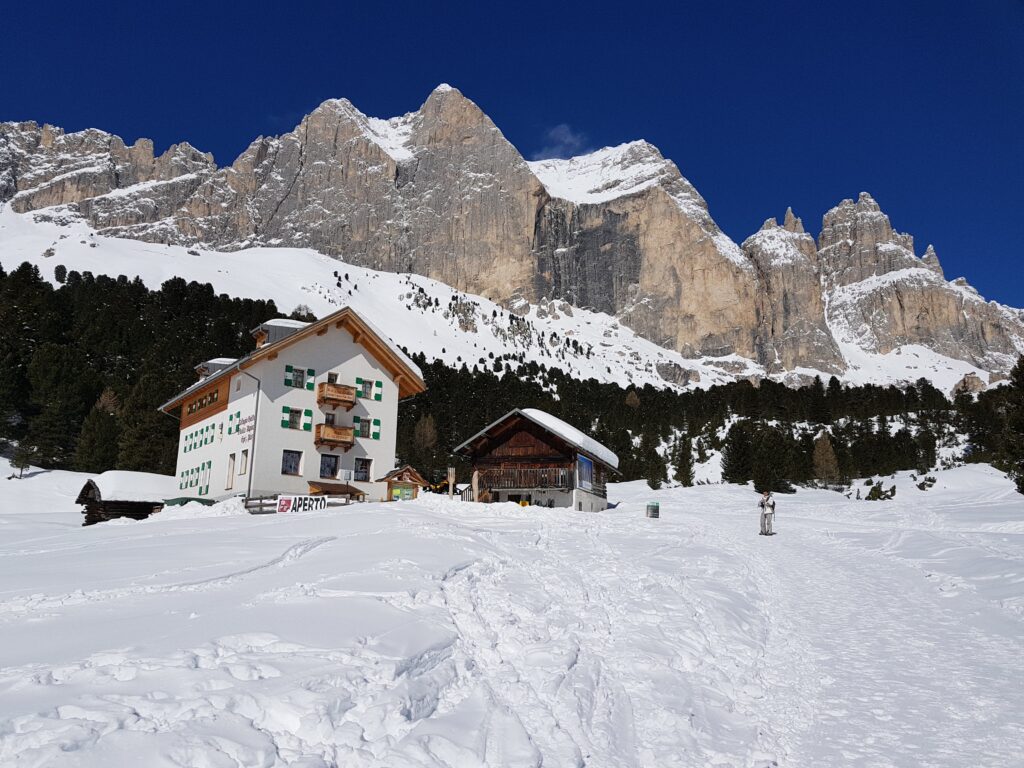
left=277, top=495, right=328, bottom=514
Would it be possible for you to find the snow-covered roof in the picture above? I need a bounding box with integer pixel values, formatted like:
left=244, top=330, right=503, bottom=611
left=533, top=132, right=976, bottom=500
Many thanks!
left=263, top=318, right=310, bottom=329
left=520, top=409, right=618, bottom=469
left=77, top=471, right=180, bottom=504
left=454, top=408, right=619, bottom=470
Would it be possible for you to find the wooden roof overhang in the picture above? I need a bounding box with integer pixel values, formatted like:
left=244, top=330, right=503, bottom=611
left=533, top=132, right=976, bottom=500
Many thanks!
left=159, top=307, right=426, bottom=415
left=308, top=481, right=367, bottom=497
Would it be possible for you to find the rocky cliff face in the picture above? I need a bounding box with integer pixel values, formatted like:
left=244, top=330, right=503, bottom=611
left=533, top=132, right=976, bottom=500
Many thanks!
left=0, top=122, right=214, bottom=217
left=741, top=210, right=845, bottom=373
left=818, top=193, right=1024, bottom=371
left=2, top=87, right=1022, bottom=380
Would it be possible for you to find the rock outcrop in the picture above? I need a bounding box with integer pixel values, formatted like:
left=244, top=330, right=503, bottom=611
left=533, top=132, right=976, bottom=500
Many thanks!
left=742, top=212, right=844, bottom=373
left=0, top=122, right=213, bottom=216
left=2, top=88, right=1022, bottom=380
left=818, top=193, right=1024, bottom=371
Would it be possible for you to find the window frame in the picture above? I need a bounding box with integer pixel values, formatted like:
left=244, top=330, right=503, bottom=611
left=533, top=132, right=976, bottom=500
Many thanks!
left=281, top=450, right=302, bottom=476
left=354, top=457, right=372, bottom=483
left=319, top=453, right=340, bottom=479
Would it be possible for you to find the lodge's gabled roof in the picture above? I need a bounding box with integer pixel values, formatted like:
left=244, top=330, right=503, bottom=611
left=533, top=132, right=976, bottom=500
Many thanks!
left=453, top=408, right=619, bottom=470
left=159, top=306, right=426, bottom=413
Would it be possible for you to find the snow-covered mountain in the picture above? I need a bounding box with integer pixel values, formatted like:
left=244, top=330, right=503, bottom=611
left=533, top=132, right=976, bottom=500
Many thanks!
left=0, top=206, right=1006, bottom=394
left=2, top=85, right=1022, bottom=389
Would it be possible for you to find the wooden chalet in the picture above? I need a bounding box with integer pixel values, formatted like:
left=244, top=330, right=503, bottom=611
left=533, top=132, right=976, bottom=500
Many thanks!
left=453, top=408, right=619, bottom=512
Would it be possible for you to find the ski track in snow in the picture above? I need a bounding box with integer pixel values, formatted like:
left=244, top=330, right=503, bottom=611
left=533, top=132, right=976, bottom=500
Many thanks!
left=0, top=462, right=1022, bottom=766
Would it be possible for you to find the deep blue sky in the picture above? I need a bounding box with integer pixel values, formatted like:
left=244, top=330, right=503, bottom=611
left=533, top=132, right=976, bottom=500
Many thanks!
left=4, top=1, right=1022, bottom=304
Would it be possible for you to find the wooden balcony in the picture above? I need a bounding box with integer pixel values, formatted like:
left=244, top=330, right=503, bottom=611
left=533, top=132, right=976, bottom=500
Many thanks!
left=317, top=382, right=357, bottom=410
left=478, top=466, right=574, bottom=491
left=314, top=424, right=355, bottom=450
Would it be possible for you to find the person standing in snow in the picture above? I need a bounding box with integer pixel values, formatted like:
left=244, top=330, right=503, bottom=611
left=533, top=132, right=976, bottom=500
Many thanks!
left=758, top=490, right=775, bottom=536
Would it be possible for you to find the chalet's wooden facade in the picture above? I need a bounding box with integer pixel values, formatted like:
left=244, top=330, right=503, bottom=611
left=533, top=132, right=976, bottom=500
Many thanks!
left=454, top=409, right=617, bottom=511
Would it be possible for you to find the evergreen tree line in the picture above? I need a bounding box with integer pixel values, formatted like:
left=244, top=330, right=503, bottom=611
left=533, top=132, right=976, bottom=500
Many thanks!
left=0, top=263, right=282, bottom=474
left=2, top=260, right=1021, bottom=495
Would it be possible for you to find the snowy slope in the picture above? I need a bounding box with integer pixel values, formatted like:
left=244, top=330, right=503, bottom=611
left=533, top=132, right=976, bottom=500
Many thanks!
left=1, top=458, right=1022, bottom=766
left=0, top=204, right=1002, bottom=393
left=0, top=205, right=755, bottom=391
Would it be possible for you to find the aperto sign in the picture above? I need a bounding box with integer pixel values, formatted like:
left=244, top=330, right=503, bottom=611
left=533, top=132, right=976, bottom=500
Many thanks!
left=277, top=495, right=328, bottom=514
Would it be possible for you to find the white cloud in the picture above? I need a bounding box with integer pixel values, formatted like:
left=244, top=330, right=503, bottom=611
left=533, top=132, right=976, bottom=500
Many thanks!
left=531, top=124, right=591, bottom=160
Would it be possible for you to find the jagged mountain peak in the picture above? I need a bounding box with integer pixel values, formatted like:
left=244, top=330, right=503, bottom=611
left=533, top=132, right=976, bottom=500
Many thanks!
left=783, top=206, right=805, bottom=233
left=2, top=91, right=1021, bottom=383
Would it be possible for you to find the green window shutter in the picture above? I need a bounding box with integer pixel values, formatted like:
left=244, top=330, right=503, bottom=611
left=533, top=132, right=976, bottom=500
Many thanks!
left=281, top=405, right=290, bottom=428
left=284, top=364, right=293, bottom=387
left=306, top=369, right=315, bottom=391
left=353, top=415, right=360, bottom=424
left=303, top=409, right=313, bottom=431
left=374, top=380, right=382, bottom=401
left=355, top=376, right=363, bottom=396
left=372, top=418, right=381, bottom=440
left=228, top=413, right=233, bottom=435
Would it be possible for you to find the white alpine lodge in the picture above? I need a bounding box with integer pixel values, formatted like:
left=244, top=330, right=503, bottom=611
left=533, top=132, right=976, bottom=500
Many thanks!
left=158, top=307, right=426, bottom=504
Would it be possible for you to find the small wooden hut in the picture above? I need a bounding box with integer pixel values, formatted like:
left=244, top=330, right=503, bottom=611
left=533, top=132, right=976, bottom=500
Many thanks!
left=378, top=465, right=429, bottom=501
left=76, top=471, right=180, bottom=525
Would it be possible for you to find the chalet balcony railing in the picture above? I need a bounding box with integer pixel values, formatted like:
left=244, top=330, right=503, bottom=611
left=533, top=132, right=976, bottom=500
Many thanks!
left=314, top=424, right=355, bottom=450
left=317, top=382, right=357, bottom=410
left=478, top=467, right=574, bottom=491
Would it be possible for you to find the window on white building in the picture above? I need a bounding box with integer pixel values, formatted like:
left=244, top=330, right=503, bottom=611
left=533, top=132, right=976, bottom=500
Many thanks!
left=239, top=449, right=248, bottom=475
left=282, top=450, right=302, bottom=476
left=360, top=379, right=373, bottom=398
left=292, top=368, right=306, bottom=389
left=288, top=409, right=302, bottom=429
left=327, top=373, right=338, bottom=384
left=357, top=419, right=371, bottom=438
left=354, top=457, right=372, bottom=482
left=320, top=454, right=339, bottom=479
left=226, top=453, right=235, bottom=490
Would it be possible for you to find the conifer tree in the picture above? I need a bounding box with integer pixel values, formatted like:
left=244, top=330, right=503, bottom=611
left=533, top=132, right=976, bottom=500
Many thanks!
left=915, top=427, right=938, bottom=473
left=752, top=426, right=794, bottom=493
left=638, top=430, right=666, bottom=489
left=73, top=390, right=122, bottom=473
left=721, top=421, right=754, bottom=484
left=116, top=373, right=179, bottom=474
left=11, top=443, right=32, bottom=478
left=673, top=435, right=694, bottom=487
left=1000, top=356, right=1024, bottom=493
left=22, top=403, right=75, bottom=468
left=812, top=432, right=840, bottom=483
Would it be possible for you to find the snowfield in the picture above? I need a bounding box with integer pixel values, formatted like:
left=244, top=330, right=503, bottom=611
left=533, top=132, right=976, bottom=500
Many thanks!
left=1, top=461, right=1023, bottom=767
